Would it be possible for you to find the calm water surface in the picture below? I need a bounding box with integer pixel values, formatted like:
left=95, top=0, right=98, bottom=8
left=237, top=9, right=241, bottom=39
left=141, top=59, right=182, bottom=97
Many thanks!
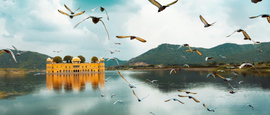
left=0, top=70, right=270, bottom=115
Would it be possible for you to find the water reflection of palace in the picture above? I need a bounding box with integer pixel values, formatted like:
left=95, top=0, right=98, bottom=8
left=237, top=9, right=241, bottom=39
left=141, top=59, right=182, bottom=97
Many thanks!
left=46, top=73, right=105, bottom=92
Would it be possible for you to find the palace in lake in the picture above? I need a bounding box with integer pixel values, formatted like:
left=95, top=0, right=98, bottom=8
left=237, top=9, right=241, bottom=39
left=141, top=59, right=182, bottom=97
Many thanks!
left=46, top=57, right=105, bottom=74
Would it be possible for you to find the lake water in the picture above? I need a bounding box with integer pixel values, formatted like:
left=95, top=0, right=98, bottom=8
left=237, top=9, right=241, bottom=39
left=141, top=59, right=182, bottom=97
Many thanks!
left=0, top=70, right=270, bottom=115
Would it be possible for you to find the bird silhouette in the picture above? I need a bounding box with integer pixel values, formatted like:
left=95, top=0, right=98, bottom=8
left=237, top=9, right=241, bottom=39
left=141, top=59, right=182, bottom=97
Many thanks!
left=206, top=73, right=216, bottom=79
left=98, top=87, right=110, bottom=97
left=170, top=69, right=177, bottom=74
left=12, top=45, right=24, bottom=56
left=148, top=0, right=178, bottom=12
left=250, top=14, right=269, bottom=23
left=178, top=95, right=200, bottom=103
left=113, top=100, right=127, bottom=107
left=205, top=57, right=215, bottom=61
left=112, top=43, right=121, bottom=47
left=164, top=98, right=184, bottom=104
left=145, top=79, right=158, bottom=84
left=58, top=4, right=85, bottom=19
left=1, top=49, right=18, bottom=65
left=239, top=63, right=261, bottom=74
left=226, top=29, right=255, bottom=42
left=251, top=0, right=262, bottom=4
left=91, top=6, right=109, bottom=20
left=245, top=104, right=254, bottom=110
left=132, top=90, right=149, bottom=102
left=199, top=15, right=216, bottom=27
left=118, top=71, right=142, bottom=88
left=203, top=103, right=216, bottom=112
left=116, top=36, right=146, bottom=43
left=178, top=90, right=197, bottom=94
left=74, top=16, right=110, bottom=40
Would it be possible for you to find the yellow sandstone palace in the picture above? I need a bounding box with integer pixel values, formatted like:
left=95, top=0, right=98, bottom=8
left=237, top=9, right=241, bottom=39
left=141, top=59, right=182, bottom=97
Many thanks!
left=46, top=57, right=105, bottom=74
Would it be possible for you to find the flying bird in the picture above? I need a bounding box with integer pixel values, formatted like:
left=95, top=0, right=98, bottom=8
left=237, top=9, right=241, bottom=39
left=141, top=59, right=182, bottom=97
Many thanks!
left=1, top=49, right=18, bottom=65
left=178, top=90, right=197, bottom=94
left=145, top=79, right=158, bottom=84
left=118, top=71, right=141, bottom=88
left=216, top=73, right=237, bottom=82
left=33, top=73, right=45, bottom=76
left=229, top=90, right=237, bottom=94
left=181, top=55, right=187, bottom=59
left=98, top=87, right=110, bottom=97
left=258, top=49, right=262, bottom=52
left=12, top=45, right=24, bottom=56
left=239, top=63, right=261, bottom=74
left=199, top=15, right=216, bottom=27
left=183, top=64, right=189, bottom=68
left=113, top=100, right=127, bottom=107
left=53, top=50, right=62, bottom=53
left=58, top=4, right=85, bottom=19
left=170, top=69, right=177, bottom=74
left=111, top=94, right=116, bottom=98
left=91, top=6, right=109, bottom=20
left=253, top=41, right=261, bottom=46
left=107, top=58, right=119, bottom=65
left=251, top=0, right=262, bottom=4
left=226, top=29, right=255, bottom=42
left=116, top=36, right=146, bottom=43
left=178, top=95, right=200, bottom=103
left=132, top=90, right=149, bottom=102
left=103, top=77, right=111, bottom=82
left=164, top=98, right=184, bottom=104
left=250, top=14, right=269, bottom=23
left=74, top=16, right=110, bottom=40
left=192, top=49, right=202, bottom=56
left=112, top=43, right=121, bottom=47
left=203, top=103, right=216, bottom=112
left=246, top=104, right=254, bottom=110
left=148, top=0, right=178, bottom=12
left=205, top=57, right=215, bottom=61
left=206, top=73, right=216, bottom=79
left=183, top=44, right=193, bottom=53
left=219, top=55, right=226, bottom=59
left=105, top=50, right=114, bottom=54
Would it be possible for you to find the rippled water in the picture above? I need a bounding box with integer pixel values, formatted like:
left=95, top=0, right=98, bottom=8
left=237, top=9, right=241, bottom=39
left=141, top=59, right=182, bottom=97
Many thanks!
left=0, top=70, right=270, bottom=115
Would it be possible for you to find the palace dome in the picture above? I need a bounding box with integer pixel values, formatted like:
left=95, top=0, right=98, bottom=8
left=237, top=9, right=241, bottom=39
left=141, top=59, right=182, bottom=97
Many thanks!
left=72, top=57, right=81, bottom=62
left=46, top=57, right=52, bottom=62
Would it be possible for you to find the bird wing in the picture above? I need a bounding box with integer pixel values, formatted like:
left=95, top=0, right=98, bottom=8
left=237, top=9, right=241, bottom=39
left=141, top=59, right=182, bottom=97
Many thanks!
left=106, top=77, right=112, bottom=80
left=165, top=99, right=171, bottom=102
left=177, top=44, right=183, bottom=50
left=99, top=20, right=110, bottom=40
left=116, top=36, right=131, bottom=38
left=178, top=95, right=188, bottom=97
left=205, top=57, right=208, bottom=61
left=228, top=82, right=235, bottom=89
left=195, top=50, right=202, bottom=56
left=91, top=7, right=98, bottom=12
left=145, top=79, right=151, bottom=83
left=267, top=17, right=270, bottom=23
left=64, top=4, right=72, bottom=13
left=74, top=16, right=91, bottom=28
left=226, top=30, right=237, bottom=38
left=113, top=100, right=120, bottom=105
left=252, top=66, right=261, bottom=74
left=114, top=59, right=119, bottom=65
left=104, top=90, right=111, bottom=95
left=184, top=50, right=191, bottom=52
left=141, top=94, right=150, bottom=100
left=189, top=92, right=197, bottom=94
left=6, top=49, right=18, bottom=64
left=165, top=0, right=178, bottom=7
left=73, top=11, right=85, bottom=17
left=249, top=15, right=259, bottom=19
left=58, top=10, right=70, bottom=16
left=150, top=112, right=155, bottom=115
left=203, top=104, right=209, bottom=109
left=241, top=30, right=251, bottom=40
left=135, top=37, right=147, bottom=42
left=98, top=87, right=102, bottom=94
left=148, top=0, right=162, bottom=8
left=0, top=50, right=4, bottom=55
left=170, top=69, right=174, bottom=74
left=187, top=45, right=193, bottom=53
left=200, top=15, right=209, bottom=25
left=178, top=100, right=184, bottom=104
left=216, top=73, right=226, bottom=79
left=118, top=71, right=131, bottom=85
left=12, top=45, right=18, bottom=52
left=178, top=90, right=187, bottom=93
left=74, top=6, right=81, bottom=13
left=192, top=97, right=200, bottom=103
left=101, top=7, right=109, bottom=20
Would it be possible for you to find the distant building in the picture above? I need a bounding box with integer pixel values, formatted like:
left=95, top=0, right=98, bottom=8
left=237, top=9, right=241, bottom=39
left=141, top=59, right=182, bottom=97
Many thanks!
left=46, top=57, right=105, bottom=74
left=129, top=62, right=149, bottom=66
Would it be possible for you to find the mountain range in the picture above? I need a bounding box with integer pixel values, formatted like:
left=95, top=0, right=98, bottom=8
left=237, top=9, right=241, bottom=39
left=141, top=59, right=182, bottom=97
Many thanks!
left=1, top=42, right=269, bottom=69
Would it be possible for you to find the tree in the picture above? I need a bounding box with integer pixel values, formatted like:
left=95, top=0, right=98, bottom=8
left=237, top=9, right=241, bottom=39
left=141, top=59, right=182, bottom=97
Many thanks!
left=91, top=56, right=99, bottom=63
left=78, top=55, right=85, bottom=63
left=218, top=61, right=225, bottom=65
left=63, top=55, right=73, bottom=63
left=53, top=56, right=63, bottom=63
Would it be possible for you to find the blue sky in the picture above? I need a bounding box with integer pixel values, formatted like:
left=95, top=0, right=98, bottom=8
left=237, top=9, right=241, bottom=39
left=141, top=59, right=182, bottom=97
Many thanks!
left=1, top=0, right=270, bottom=61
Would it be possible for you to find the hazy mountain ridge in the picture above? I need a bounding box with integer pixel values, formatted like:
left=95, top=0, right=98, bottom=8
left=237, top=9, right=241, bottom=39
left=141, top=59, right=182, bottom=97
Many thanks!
left=124, top=42, right=269, bottom=65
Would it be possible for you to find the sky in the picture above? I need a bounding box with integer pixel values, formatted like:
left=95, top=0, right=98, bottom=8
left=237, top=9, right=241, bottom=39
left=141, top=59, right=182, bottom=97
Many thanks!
left=1, top=0, right=270, bottom=61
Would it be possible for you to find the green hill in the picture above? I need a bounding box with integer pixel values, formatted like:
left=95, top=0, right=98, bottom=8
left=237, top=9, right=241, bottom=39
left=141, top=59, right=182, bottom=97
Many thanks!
left=0, top=50, right=51, bottom=70
left=124, top=42, right=270, bottom=66
left=104, top=58, right=127, bottom=67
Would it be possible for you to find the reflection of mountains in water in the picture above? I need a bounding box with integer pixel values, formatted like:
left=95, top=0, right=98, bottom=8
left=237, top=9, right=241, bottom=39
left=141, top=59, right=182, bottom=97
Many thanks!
left=46, top=73, right=105, bottom=92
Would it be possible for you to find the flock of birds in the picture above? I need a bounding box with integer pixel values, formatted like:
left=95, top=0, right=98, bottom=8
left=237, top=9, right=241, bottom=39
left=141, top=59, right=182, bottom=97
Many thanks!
left=0, top=0, right=266, bottom=114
